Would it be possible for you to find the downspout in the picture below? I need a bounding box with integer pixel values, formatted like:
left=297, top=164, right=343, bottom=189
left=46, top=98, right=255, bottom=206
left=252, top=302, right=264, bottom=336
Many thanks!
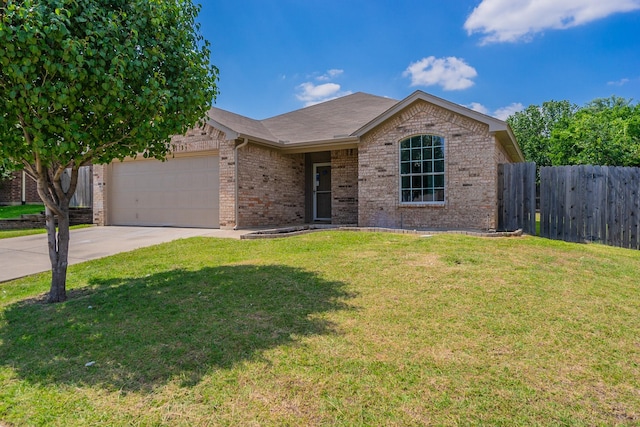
left=21, top=171, right=26, bottom=205
left=233, top=138, right=249, bottom=230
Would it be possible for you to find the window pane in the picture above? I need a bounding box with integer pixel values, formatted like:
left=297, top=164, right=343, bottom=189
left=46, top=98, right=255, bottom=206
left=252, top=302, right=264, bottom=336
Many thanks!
left=412, top=190, right=422, bottom=202
left=424, top=161, right=432, bottom=173
left=423, top=147, right=432, bottom=160
left=401, top=162, right=410, bottom=174
left=412, top=175, right=421, bottom=189
left=400, top=139, right=410, bottom=149
left=401, top=176, right=410, bottom=189
left=435, top=189, right=444, bottom=201
left=411, top=137, right=421, bottom=148
left=423, top=135, right=433, bottom=147
left=434, top=146, right=444, bottom=160
left=433, top=136, right=443, bottom=147
left=411, top=148, right=421, bottom=161
left=412, top=161, right=421, bottom=173
left=434, top=174, right=444, bottom=188
left=434, top=160, right=444, bottom=172
left=400, top=149, right=410, bottom=162
left=424, top=189, right=435, bottom=202
left=424, top=175, right=433, bottom=188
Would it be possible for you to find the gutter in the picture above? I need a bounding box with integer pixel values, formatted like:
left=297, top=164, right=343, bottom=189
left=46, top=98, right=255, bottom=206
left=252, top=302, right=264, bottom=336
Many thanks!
left=233, top=137, right=249, bottom=230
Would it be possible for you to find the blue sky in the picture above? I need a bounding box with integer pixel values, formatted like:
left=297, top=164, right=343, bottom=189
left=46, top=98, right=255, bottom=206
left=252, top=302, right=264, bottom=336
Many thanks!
left=198, top=0, right=640, bottom=120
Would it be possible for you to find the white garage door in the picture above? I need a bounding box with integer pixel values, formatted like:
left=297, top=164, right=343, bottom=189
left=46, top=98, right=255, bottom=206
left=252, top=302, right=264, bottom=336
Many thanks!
left=110, top=155, right=219, bottom=228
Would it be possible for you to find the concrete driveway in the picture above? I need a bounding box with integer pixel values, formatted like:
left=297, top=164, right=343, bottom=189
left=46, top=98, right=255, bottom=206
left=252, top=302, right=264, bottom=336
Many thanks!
left=0, top=226, right=249, bottom=283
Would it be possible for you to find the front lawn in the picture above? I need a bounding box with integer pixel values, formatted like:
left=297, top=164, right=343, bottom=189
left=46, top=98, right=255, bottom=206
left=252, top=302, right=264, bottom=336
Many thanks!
left=0, top=204, right=44, bottom=219
left=1, top=232, right=639, bottom=425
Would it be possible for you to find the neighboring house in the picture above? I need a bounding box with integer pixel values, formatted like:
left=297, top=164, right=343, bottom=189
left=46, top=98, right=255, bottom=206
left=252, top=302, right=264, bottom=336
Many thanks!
left=0, top=167, right=93, bottom=208
left=0, top=171, right=40, bottom=206
left=92, top=90, right=524, bottom=231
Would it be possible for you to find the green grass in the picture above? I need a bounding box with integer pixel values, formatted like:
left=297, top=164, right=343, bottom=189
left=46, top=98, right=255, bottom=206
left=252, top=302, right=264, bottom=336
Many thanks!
left=0, top=204, right=44, bottom=219
left=0, top=225, right=92, bottom=240
left=1, top=231, right=639, bottom=425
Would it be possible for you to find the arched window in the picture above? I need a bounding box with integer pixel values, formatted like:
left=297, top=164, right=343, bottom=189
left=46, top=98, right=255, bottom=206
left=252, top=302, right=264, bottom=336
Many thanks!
left=399, top=135, right=445, bottom=203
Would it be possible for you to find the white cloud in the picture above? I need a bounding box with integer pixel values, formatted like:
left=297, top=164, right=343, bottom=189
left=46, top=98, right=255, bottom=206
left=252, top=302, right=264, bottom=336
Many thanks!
left=403, top=56, right=477, bottom=90
left=467, top=102, right=524, bottom=120
left=464, top=0, right=640, bottom=44
left=296, top=82, right=352, bottom=106
left=296, top=69, right=352, bottom=106
left=468, top=102, right=490, bottom=115
left=607, top=77, right=631, bottom=86
left=317, top=69, right=344, bottom=81
left=494, top=103, right=525, bottom=120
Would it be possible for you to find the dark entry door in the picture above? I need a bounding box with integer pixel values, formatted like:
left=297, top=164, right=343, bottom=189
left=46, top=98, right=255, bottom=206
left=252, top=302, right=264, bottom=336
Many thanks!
left=313, top=163, right=331, bottom=220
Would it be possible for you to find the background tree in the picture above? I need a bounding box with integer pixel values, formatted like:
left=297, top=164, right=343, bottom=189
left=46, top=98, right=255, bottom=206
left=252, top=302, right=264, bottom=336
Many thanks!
left=507, top=100, right=577, bottom=167
left=0, top=0, right=218, bottom=302
left=549, top=96, right=640, bottom=166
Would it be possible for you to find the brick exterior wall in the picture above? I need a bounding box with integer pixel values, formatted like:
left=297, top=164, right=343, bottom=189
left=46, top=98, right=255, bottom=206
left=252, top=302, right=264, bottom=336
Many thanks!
left=331, top=149, right=358, bottom=224
left=92, top=164, right=107, bottom=225
left=0, top=171, right=41, bottom=205
left=92, top=102, right=516, bottom=231
left=358, top=99, right=507, bottom=231
left=229, top=142, right=305, bottom=228
left=93, top=124, right=225, bottom=226
left=218, top=139, right=236, bottom=228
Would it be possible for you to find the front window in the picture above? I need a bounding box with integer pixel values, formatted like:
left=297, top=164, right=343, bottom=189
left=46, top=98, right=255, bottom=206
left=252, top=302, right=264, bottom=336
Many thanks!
left=400, top=135, right=445, bottom=203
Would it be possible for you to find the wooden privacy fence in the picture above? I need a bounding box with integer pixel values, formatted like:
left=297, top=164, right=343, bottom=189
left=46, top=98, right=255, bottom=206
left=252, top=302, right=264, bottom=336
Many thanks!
left=498, top=162, right=536, bottom=235
left=61, top=165, right=93, bottom=208
left=539, top=165, right=640, bottom=249
left=499, top=163, right=640, bottom=250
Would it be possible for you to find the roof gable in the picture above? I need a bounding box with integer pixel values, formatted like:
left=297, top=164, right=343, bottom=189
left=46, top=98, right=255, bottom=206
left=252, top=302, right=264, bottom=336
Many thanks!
left=354, top=90, right=510, bottom=136
left=354, top=90, right=524, bottom=162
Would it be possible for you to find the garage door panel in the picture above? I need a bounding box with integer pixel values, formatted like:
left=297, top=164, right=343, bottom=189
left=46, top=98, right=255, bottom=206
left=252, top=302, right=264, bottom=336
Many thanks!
left=110, top=155, right=219, bottom=228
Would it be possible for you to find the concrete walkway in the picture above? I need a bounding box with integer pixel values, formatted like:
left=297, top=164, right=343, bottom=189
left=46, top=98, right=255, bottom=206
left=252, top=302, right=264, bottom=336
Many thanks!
left=0, top=226, right=249, bottom=283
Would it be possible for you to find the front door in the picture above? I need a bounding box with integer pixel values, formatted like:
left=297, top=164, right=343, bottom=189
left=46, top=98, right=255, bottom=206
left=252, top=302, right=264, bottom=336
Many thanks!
left=313, top=163, right=331, bottom=221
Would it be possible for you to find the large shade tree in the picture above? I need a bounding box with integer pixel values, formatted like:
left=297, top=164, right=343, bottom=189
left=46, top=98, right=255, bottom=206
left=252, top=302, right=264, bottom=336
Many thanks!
left=506, top=100, right=577, bottom=168
left=507, top=96, right=640, bottom=168
left=0, top=0, right=218, bottom=302
left=549, top=96, right=640, bottom=166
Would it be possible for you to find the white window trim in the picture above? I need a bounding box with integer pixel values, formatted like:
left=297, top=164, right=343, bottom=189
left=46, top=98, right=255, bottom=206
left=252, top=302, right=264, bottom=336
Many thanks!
left=398, top=134, right=446, bottom=206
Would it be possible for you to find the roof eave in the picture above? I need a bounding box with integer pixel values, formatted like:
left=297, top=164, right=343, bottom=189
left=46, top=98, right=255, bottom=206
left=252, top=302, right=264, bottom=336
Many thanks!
left=224, top=132, right=360, bottom=153
left=206, top=118, right=239, bottom=141
left=279, top=137, right=359, bottom=153
left=494, top=127, right=525, bottom=163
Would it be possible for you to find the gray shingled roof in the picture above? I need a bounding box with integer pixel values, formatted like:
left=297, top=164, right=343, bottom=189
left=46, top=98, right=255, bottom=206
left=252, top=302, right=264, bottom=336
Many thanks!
left=208, top=92, right=398, bottom=144
left=207, top=107, right=277, bottom=142
left=207, top=90, right=523, bottom=161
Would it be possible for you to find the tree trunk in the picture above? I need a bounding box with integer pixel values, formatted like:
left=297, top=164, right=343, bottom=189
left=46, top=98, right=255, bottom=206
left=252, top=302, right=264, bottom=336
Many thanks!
left=45, top=204, right=71, bottom=303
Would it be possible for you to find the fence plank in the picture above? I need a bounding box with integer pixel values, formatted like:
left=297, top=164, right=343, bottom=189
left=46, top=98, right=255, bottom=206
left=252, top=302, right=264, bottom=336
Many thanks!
left=525, top=162, right=536, bottom=235
left=621, top=168, right=631, bottom=248
left=498, top=163, right=505, bottom=231
left=497, top=162, right=536, bottom=234
left=540, top=167, right=550, bottom=238
left=631, top=168, right=640, bottom=249
left=607, top=167, right=619, bottom=247
left=567, top=166, right=578, bottom=242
